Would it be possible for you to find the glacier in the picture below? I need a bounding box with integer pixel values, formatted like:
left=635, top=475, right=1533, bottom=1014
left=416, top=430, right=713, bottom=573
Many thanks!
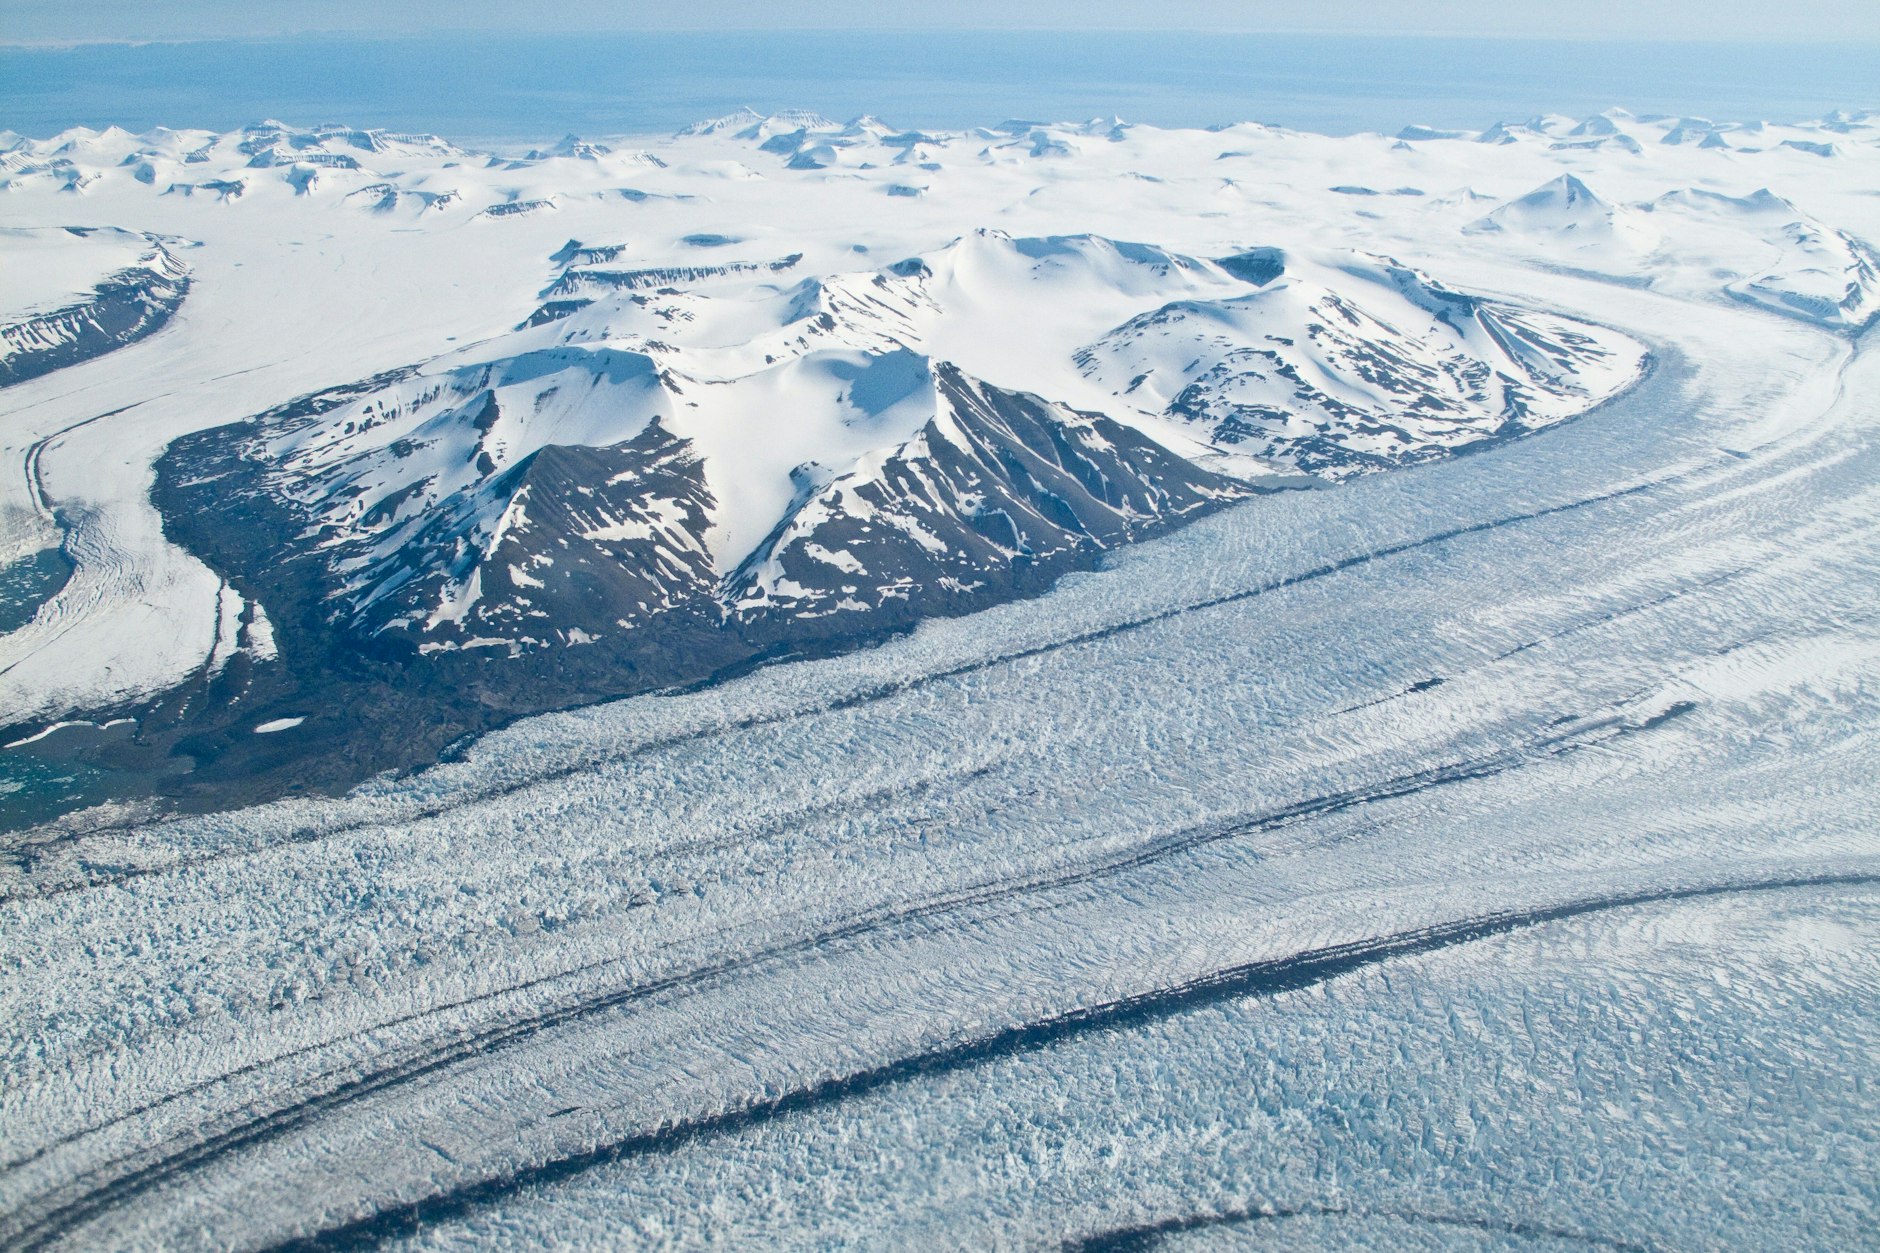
left=0, top=105, right=1877, bottom=1250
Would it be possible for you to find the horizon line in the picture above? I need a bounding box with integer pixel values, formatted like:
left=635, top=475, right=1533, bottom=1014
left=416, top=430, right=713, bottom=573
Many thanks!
left=8, top=28, right=1880, bottom=51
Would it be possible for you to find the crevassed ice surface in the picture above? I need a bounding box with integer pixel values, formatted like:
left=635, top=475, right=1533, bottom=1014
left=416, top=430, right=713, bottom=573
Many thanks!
left=0, top=108, right=1877, bottom=1249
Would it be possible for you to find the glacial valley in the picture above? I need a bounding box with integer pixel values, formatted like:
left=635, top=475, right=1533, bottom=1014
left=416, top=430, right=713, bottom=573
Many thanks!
left=0, top=104, right=1876, bottom=1250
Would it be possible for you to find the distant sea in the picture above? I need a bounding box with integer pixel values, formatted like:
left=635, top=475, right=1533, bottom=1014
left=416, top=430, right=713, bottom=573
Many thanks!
left=3, top=32, right=1877, bottom=144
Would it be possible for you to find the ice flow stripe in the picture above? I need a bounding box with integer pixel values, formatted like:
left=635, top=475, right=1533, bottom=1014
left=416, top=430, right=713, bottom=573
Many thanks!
left=2, top=459, right=1673, bottom=905
left=0, top=696, right=1677, bottom=1245
left=274, top=871, right=1878, bottom=1252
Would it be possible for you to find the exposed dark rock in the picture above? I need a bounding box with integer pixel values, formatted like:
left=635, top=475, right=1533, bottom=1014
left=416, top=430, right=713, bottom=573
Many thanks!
left=731, top=363, right=1251, bottom=642
left=141, top=360, right=1252, bottom=809
left=0, top=234, right=190, bottom=387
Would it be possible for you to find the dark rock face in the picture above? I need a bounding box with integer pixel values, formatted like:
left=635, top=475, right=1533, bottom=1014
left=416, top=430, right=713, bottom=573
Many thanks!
left=518, top=299, right=593, bottom=328
left=1215, top=248, right=1287, bottom=287
left=0, top=233, right=189, bottom=387
left=346, top=420, right=725, bottom=653
left=731, top=364, right=1250, bottom=642
left=544, top=254, right=802, bottom=297
left=151, top=416, right=749, bottom=802
left=478, top=199, right=555, bottom=219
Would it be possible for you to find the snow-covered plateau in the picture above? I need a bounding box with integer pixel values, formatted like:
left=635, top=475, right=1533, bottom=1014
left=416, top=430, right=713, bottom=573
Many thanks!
left=0, top=105, right=1877, bottom=1249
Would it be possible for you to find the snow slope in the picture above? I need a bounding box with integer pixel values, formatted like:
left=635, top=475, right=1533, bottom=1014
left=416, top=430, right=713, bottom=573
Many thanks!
left=0, top=226, right=160, bottom=320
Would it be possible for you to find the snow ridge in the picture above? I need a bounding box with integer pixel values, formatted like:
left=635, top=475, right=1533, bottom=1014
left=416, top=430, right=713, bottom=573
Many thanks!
left=0, top=227, right=191, bottom=386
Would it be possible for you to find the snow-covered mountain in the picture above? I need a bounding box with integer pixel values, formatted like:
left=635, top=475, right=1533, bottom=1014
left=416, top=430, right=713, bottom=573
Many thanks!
left=157, top=227, right=1638, bottom=670
left=1465, top=175, right=1880, bottom=331
left=1646, top=190, right=1880, bottom=330
left=1463, top=174, right=1655, bottom=249
left=1075, top=249, right=1641, bottom=477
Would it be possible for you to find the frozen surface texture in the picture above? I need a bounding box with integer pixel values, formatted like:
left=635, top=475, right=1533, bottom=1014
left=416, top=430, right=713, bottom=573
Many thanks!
left=0, top=105, right=1877, bottom=1249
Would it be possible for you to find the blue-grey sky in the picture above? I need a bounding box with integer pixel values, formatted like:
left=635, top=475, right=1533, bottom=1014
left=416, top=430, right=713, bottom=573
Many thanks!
left=6, top=0, right=1879, bottom=44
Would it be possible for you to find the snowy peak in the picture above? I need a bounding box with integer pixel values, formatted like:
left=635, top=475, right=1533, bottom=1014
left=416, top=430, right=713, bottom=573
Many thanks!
left=678, top=107, right=770, bottom=136
left=681, top=108, right=840, bottom=142
left=730, top=361, right=1250, bottom=633
left=1075, top=250, right=1647, bottom=478
left=1568, top=114, right=1624, bottom=138
left=1465, top=175, right=1630, bottom=240
left=1646, top=187, right=1799, bottom=219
